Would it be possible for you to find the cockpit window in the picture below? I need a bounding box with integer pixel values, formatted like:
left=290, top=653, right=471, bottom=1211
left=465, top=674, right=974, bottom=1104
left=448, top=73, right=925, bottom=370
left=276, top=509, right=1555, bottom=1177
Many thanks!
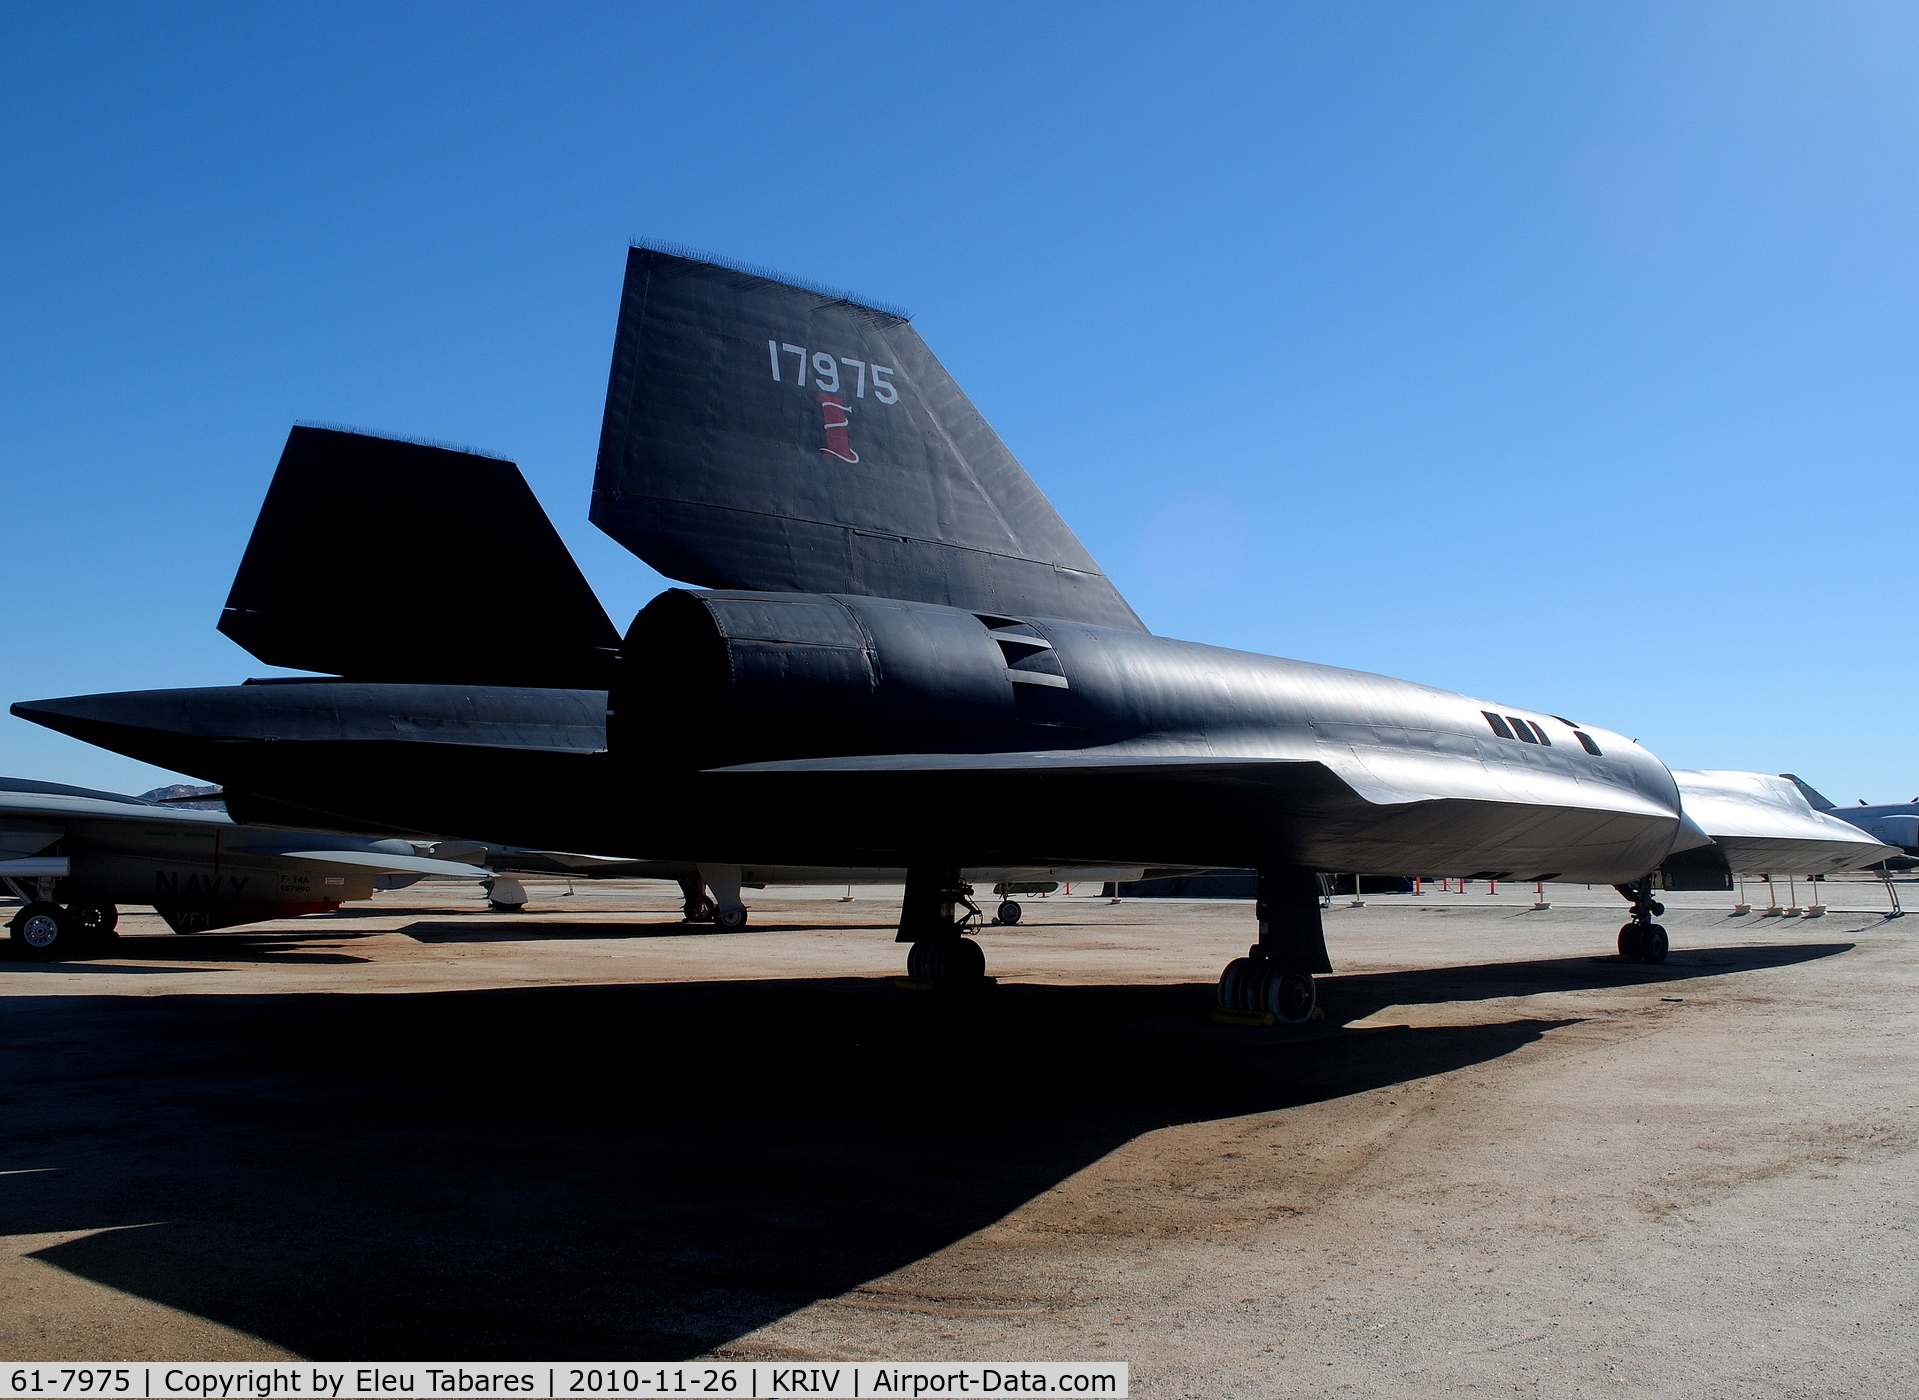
left=1528, top=720, right=1552, bottom=746
left=1482, top=711, right=1515, bottom=739
left=1574, top=731, right=1603, bottom=756
left=1508, top=716, right=1538, bottom=743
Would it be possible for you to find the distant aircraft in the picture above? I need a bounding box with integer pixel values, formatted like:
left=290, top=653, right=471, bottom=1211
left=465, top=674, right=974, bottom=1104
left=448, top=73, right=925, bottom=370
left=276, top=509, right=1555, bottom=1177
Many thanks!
left=135, top=790, right=1177, bottom=926
left=11, top=246, right=1899, bottom=1013
left=1780, top=774, right=1919, bottom=858
left=456, top=849, right=1157, bottom=928
left=0, top=776, right=487, bottom=958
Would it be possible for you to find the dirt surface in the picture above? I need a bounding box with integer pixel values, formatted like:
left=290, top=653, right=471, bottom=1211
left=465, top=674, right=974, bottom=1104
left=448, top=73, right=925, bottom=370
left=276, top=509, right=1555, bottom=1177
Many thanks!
left=2, top=876, right=1915, bottom=1396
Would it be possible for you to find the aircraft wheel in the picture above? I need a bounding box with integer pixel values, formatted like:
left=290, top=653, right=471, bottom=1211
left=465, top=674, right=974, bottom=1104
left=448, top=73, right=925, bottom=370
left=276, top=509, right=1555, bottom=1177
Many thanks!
left=9, top=902, right=80, bottom=958
left=715, top=906, right=749, bottom=931
left=64, top=903, right=119, bottom=950
left=1218, top=956, right=1256, bottom=1008
left=1219, top=958, right=1315, bottom=1020
left=1641, top=924, right=1669, bottom=964
left=1618, top=923, right=1648, bottom=962
left=996, top=900, right=1022, bottom=925
left=1257, top=967, right=1317, bottom=1023
left=483, top=876, right=527, bottom=913
left=66, top=903, right=118, bottom=936
left=683, top=896, right=718, bottom=924
left=932, top=936, right=985, bottom=987
left=907, top=937, right=986, bottom=989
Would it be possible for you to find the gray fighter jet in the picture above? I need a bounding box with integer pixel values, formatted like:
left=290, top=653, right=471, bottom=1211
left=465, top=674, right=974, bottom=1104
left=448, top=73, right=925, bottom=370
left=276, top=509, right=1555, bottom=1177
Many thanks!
left=11, top=246, right=1898, bottom=1013
left=1780, top=774, right=1919, bottom=858
left=0, top=776, right=487, bottom=957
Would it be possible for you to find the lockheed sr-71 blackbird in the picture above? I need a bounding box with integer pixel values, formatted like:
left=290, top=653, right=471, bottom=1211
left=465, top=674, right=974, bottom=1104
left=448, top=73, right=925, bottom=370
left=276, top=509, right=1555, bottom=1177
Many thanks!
left=14, top=246, right=1892, bottom=1015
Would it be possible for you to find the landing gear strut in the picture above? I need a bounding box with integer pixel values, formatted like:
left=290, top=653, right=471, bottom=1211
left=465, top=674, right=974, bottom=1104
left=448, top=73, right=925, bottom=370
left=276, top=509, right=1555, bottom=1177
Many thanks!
left=678, top=876, right=718, bottom=924
left=681, top=867, right=750, bottom=929
left=1216, top=868, right=1332, bottom=1024
left=897, top=866, right=989, bottom=991
left=1614, top=878, right=1669, bottom=963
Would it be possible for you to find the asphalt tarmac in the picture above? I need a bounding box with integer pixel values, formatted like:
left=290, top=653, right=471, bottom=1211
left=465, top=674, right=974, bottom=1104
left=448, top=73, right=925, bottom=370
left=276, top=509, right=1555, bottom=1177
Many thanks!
left=2, top=876, right=1915, bottom=1397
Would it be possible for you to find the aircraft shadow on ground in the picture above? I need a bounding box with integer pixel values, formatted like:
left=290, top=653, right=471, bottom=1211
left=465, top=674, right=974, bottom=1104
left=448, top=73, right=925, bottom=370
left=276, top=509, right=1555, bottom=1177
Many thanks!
left=4, top=943, right=1848, bottom=1361
left=0, top=936, right=376, bottom=966
left=0, top=960, right=224, bottom=976
left=1313, top=942, right=1856, bottom=1023
left=400, top=919, right=904, bottom=943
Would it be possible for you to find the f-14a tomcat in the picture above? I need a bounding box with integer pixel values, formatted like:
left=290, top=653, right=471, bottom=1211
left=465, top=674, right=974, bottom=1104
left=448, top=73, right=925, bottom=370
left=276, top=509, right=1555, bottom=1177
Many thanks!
left=0, top=775, right=487, bottom=958
left=13, top=245, right=1892, bottom=1017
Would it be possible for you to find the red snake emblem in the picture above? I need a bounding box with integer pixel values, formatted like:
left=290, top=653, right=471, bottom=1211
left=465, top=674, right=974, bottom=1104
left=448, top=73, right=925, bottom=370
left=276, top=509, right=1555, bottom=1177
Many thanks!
left=818, top=393, right=858, bottom=463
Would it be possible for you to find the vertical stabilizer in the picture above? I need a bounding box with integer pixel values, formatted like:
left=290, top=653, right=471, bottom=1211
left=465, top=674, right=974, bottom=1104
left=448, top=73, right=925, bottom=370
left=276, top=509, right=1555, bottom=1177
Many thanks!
left=220, top=426, right=620, bottom=686
left=592, top=244, right=1145, bottom=631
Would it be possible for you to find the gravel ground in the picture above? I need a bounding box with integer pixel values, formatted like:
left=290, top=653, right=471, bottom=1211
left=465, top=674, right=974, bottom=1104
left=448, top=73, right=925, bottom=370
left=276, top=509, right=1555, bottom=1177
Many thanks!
left=0, top=875, right=1913, bottom=1397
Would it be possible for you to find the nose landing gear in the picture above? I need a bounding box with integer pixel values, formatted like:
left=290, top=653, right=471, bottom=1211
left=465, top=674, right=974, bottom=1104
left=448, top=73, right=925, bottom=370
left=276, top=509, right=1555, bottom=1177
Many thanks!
left=1614, top=878, right=1669, bottom=963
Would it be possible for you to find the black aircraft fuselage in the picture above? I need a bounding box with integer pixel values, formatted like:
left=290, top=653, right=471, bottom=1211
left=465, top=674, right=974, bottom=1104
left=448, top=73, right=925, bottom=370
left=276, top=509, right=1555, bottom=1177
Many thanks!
left=16, top=246, right=1705, bottom=905
left=19, top=588, right=1688, bottom=885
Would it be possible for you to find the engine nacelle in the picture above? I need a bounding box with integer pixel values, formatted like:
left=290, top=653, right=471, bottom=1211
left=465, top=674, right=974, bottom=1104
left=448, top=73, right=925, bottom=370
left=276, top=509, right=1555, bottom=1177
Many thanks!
left=614, top=589, right=1080, bottom=766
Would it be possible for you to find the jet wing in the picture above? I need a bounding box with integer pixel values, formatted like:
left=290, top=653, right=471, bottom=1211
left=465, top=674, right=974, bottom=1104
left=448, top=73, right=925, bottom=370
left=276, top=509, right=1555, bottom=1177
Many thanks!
left=687, top=742, right=1697, bottom=884
left=0, top=779, right=489, bottom=880
left=708, top=752, right=1284, bottom=775
left=705, top=745, right=1686, bottom=822
left=416, top=839, right=652, bottom=874
left=0, top=780, right=162, bottom=821
left=228, top=847, right=488, bottom=879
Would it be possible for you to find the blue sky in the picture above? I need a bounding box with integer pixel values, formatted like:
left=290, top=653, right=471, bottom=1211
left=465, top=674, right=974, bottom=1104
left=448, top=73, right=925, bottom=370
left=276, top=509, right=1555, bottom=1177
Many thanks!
left=4, top=2, right=1916, bottom=803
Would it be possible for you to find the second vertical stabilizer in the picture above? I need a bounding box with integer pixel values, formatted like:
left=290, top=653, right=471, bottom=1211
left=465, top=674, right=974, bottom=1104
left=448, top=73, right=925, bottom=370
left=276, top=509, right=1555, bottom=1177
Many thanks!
left=592, top=245, right=1145, bottom=632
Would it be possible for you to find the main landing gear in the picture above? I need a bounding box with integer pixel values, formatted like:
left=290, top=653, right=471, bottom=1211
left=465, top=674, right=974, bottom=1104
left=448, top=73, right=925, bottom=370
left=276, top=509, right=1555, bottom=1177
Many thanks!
left=7, top=901, right=118, bottom=959
left=1215, top=868, right=1332, bottom=1024
left=897, top=866, right=990, bottom=991
left=1614, top=878, right=1669, bottom=964
left=484, top=876, right=528, bottom=912
left=678, top=876, right=718, bottom=925
left=680, top=868, right=749, bottom=930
